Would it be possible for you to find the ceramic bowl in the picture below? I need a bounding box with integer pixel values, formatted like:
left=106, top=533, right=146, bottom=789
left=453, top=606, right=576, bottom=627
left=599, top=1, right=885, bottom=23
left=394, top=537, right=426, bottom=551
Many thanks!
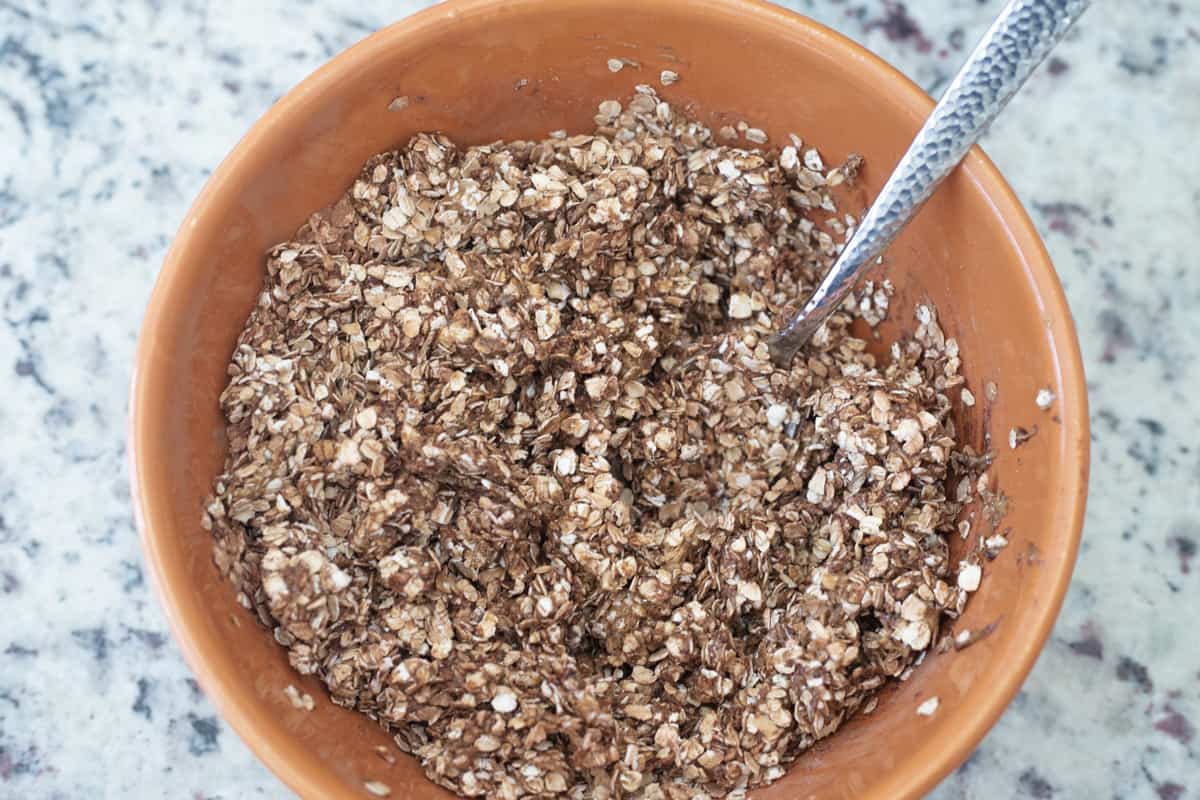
left=130, top=1, right=1089, bottom=797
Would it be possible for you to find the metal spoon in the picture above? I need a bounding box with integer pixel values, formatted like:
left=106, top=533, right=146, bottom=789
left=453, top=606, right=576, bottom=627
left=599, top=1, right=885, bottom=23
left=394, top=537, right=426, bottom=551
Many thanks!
left=768, top=0, right=1090, bottom=367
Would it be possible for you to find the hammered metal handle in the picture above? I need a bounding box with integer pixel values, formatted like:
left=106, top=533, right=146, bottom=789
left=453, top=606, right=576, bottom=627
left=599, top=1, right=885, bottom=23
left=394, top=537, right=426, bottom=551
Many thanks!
left=769, top=0, right=1090, bottom=366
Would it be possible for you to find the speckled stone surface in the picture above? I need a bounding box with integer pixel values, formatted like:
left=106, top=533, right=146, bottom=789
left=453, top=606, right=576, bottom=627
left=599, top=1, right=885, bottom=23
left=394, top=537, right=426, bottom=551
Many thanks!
left=1, top=1, right=1196, bottom=798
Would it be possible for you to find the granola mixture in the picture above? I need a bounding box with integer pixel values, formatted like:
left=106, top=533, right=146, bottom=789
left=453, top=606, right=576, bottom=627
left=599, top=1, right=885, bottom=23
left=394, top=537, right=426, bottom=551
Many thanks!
left=204, top=86, right=986, bottom=799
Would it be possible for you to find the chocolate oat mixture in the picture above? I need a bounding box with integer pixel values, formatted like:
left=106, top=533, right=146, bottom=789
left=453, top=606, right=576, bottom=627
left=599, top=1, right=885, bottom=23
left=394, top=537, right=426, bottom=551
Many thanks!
left=204, top=86, right=986, bottom=799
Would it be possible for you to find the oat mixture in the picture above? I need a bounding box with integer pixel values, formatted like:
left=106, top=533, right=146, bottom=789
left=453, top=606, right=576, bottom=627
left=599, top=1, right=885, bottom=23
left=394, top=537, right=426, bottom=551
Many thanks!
left=204, top=86, right=986, bottom=799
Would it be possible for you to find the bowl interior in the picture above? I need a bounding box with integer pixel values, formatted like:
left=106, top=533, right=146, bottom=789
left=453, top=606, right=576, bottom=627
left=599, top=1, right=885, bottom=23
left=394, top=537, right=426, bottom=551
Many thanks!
left=131, top=1, right=1087, bottom=798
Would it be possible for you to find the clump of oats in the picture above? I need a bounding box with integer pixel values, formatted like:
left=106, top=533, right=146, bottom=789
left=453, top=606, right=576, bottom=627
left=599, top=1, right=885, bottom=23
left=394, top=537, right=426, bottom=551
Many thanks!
left=205, top=88, right=986, bottom=800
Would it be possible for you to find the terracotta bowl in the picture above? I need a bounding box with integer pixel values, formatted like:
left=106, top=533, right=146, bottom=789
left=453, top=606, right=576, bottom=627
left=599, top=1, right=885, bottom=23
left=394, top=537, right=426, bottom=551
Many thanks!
left=130, top=1, right=1089, bottom=797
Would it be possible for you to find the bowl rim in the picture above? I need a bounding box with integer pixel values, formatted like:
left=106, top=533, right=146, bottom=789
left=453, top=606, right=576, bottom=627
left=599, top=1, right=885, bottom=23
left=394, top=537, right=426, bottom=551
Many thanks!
left=129, top=1, right=1089, bottom=797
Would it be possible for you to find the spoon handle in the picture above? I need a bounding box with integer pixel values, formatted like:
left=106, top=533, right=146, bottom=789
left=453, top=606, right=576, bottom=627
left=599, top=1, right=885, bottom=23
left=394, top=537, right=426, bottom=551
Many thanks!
left=769, top=0, right=1090, bottom=366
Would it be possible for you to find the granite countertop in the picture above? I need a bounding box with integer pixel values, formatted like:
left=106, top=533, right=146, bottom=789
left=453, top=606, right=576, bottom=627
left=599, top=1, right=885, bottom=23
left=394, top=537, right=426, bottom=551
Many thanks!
left=1, top=0, right=1196, bottom=797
